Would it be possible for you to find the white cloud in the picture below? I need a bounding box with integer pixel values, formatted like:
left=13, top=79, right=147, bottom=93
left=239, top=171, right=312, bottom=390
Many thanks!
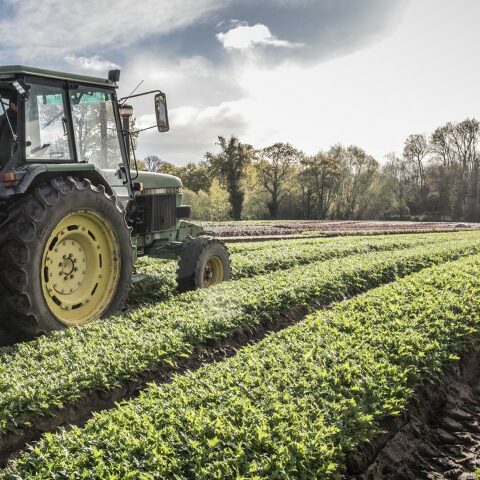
left=117, top=53, right=252, bottom=163
left=130, top=0, right=480, bottom=166
left=232, top=0, right=480, bottom=161
left=136, top=99, right=253, bottom=164
left=64, top=55, right=120, bottom=73
left=217, top=23, right=304, bottom=50
left=0, top=0, right=223, bottom=59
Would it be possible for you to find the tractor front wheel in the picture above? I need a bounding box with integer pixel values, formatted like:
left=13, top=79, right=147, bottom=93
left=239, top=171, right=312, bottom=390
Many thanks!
left=177, top=236, right=231, bottom=292
left=0, top=177, right=133, bottom=337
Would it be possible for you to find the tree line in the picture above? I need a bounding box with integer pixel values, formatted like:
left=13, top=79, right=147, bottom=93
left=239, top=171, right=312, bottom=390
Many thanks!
left=139, top=117, right=480, bottom=221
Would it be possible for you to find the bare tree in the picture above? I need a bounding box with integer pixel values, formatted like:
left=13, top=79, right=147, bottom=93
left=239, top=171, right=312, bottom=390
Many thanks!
left=143, top=155, right=163, bottom=172
left=340, top=145, right=378, bottom=219
left=301, top=147, right=345, bottom=220
left=255, top=142, right=303, bottom=219
left=403, top=134, right=428, bottom=190
left=430, top=124, right=456, bottom=167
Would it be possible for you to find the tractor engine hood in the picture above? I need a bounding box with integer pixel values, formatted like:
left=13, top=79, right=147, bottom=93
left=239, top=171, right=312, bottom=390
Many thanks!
left=134, top=170, right=183, bottom=191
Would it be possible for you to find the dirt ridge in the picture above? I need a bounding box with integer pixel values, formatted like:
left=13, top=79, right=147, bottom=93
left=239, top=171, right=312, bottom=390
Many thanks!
left=347, top=352, right=480, bottom=479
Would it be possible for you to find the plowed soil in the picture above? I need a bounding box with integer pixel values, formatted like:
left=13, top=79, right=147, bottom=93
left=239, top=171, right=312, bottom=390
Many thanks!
left=206, top=220, right=479, bottom=238
left=349, top=353, right=480, bottom=480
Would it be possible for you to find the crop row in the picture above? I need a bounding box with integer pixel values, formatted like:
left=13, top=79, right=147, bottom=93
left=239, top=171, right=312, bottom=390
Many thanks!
left=129, top=231, right=472, bottom=305
left=6, top=251, right=480, bottom=478
left=224, top=230, right=477, bottom=253
left=0, top=237, right=478, bottom=439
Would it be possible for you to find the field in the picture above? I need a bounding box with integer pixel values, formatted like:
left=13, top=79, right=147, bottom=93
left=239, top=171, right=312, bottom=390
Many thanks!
left=2, top=229, right=480, bottom=478
left=202, top=219, right=480, bottom=239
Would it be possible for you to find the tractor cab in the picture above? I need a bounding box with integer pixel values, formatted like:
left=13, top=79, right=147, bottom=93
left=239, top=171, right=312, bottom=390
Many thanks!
left=0, top=68, right=124, bottom=169
left=0, top=66, right=168, bottom=204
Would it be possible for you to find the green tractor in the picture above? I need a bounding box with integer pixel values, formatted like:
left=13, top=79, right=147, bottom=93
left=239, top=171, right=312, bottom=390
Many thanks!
left=0, top=66, right=231, bottom=337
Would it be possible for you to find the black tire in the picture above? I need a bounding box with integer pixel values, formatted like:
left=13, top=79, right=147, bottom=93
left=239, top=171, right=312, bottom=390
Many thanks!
left=177, top=236, right=231, bottom=292
left=0, top=176, right=133, bottom=337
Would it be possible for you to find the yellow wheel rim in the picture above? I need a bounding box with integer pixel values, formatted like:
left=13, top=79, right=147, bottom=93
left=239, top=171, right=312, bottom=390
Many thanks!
left=203, top=255, right=224, bottom=288
left=41, top=210, right=121, bottom=326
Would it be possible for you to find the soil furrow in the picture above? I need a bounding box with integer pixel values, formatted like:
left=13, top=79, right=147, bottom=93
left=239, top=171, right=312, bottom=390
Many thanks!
left=348, top=352, right=480, bottom=480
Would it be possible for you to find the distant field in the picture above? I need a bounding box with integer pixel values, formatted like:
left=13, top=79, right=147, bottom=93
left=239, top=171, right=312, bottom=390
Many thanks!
left=201, top=219, right=480, bottom=239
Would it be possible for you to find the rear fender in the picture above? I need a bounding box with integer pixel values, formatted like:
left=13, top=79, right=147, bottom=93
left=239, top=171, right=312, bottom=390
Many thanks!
left=0, top=164, right=116, bottom=197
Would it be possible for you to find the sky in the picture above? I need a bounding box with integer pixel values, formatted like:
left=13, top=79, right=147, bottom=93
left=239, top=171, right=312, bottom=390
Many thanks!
left=0, top=0, right=479, bottom=165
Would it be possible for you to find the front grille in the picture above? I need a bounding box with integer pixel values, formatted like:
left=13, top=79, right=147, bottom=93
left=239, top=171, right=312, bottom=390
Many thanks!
left=134, top=194, right=177, bottom=233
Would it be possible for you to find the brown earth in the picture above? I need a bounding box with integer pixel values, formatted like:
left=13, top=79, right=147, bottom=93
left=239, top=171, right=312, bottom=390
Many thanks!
left=348, top=352, right=480, bottom=480
left=207, top=220, right=479, bottom=238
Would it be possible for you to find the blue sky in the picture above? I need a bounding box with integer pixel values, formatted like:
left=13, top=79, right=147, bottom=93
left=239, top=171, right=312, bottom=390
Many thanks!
left=0, top=0, right=479, bottom=165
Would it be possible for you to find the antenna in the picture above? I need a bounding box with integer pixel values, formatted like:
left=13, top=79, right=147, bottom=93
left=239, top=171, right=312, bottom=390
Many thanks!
left=120, top=80, right=144, bottom=106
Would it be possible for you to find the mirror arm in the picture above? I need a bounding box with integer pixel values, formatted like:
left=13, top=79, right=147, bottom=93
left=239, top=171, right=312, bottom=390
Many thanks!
left=119, top=89, right=163, bottom=103
left=131, top=125, right=160, bottom=134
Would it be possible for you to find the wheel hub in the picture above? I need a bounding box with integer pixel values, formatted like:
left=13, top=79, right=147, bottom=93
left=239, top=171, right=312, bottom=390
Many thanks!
left=48, top=239, right=86, bottom=295
left=202, top=256, right=224, bottom=287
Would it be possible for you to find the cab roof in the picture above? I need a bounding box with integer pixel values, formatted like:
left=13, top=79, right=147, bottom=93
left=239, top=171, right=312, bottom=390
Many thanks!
left=0, top=65, right=117, bottom=88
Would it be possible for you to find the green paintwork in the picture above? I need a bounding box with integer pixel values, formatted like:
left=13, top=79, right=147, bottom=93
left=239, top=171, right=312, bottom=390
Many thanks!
left=135, top=170, right=183, bottom=189
left=0, top=65, right=115, bottom=88
left=43, top=165, right=182, bottom=189
left=45, top=163, right=99, bottom=172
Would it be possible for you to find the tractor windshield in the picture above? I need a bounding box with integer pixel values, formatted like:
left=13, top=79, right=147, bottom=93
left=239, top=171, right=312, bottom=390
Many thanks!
left=70, top=87, right=122, bottom=169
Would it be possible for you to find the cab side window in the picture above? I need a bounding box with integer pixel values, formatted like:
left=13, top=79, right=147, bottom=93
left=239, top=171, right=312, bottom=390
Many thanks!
left=25, top=83, right=71, bottom=161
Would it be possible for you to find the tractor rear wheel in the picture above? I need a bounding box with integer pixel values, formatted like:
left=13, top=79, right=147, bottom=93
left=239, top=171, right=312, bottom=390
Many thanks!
left=177, top=236, right=231, bottom=292
left=0, top=177, right=133, bottom=337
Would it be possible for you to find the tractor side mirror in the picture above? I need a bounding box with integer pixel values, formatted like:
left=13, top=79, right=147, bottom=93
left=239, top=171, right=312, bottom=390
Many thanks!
left=155, top=93, right=169, bottom=133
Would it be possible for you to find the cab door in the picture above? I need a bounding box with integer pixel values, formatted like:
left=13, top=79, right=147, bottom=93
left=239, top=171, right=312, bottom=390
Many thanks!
left=24, top=79, right=74, bottom=163
left=68, top=85, right=130, bottom=206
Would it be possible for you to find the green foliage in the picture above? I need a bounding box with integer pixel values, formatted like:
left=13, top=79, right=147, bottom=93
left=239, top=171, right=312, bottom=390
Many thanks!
left=183, top=179, right=230, bottom=222
left=0, top=233, right=478, bottom=442
left=142, top=116, right=480, bottom=221
left=129, top=232, right=468, bottom=306
left=6, top=253, right=480, bottom=479
left=205, top=136, right=255, bottom=220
